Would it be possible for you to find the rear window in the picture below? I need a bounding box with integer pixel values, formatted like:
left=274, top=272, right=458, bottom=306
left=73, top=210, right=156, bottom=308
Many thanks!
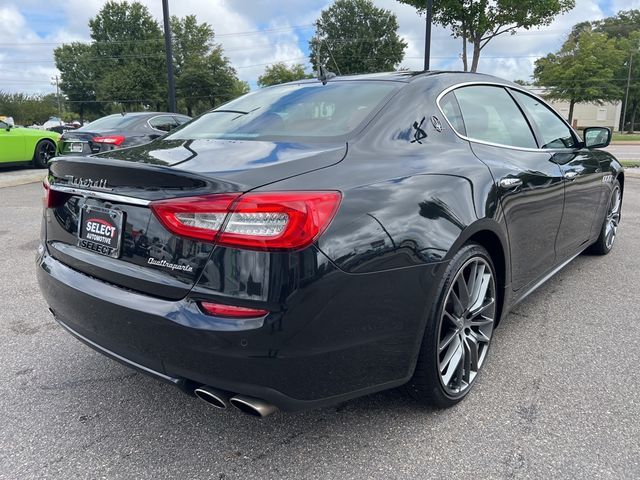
left=78, top=114, right=141, bottom=131
left=165, top=81, right=400, bottom=141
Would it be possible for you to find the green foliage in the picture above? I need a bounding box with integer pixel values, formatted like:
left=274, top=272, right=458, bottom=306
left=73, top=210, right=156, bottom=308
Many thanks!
left=593, top=10, right=640, bottom=132
left=398, top=0, right=574, bottom=72
left=0, top=92, right=59, bottom=125
left=534, top=27, right=625, bottom=122
left=171, top=15, right=243, bottom=115
left=53, top=1, right=246, bottom=120
left=257, top=63, right=312, bottom=87
left=309, top=0, right=407, bottom=75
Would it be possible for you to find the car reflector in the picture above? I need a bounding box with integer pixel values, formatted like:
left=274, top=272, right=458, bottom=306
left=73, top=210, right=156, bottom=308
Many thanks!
left=199, top=302, right=269, bottom=318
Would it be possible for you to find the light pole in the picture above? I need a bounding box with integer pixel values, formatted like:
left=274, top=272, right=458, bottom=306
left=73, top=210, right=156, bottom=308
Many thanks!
left=424, top=0, right=433, bottom=71
left=51, top=75, right=62, bottom=119
left=621, top=51, right=633, bottom=133
left=162, top=0, right=177, bottom=113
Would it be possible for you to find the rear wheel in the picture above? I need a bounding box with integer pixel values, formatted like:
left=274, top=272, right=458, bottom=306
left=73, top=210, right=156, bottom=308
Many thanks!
left=33, top=139, right=56, bottom=168
left=405, top=243, right=497, bottom=408
left=587, top=180, right=621, bottom=255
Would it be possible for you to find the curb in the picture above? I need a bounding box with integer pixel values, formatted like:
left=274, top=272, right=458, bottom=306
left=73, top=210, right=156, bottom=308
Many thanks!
left=626, top=169, right=640, bottom=179
left=0, top=172, right=46, bottom=189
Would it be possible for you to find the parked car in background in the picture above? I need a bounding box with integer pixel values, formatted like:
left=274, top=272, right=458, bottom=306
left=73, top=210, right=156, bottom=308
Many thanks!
left=59, top=112, right=190, bottom=156
left=42, top=116, right=64, bottom=131
left=0, top=119, right=59, bottom=168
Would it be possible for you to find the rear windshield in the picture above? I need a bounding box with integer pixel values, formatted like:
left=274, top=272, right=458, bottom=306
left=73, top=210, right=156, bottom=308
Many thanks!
left=78, top=114, right=141, bottom=131
left=165, top=81, right=400, bottom=142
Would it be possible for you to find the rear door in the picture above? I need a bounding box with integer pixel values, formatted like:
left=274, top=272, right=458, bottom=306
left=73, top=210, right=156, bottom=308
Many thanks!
left=509, top=89, right=602, bottom=259
left=444, top=85, right=565, bottom=291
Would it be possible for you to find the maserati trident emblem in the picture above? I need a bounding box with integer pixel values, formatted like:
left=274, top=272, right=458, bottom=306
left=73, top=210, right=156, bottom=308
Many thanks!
left=65, top=175, right=112, bottom=191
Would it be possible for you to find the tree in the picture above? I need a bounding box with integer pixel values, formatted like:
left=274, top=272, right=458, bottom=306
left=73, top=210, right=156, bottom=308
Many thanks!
left=54, top=3, right=246, bottom=119
left=309, top=0, right=407, bottom=75
left=258, top=63, right=312, bottom=87
left=88, top=1, right=165, bottom=110
left=594, top=10, right=640, bottom=132
left=171, top=15, right=244, bottom=116
left=399, top=0, right=574, bottom=72
left=54, top=43, right=103, bottom=122
left=534, top=27, right=624, bottom=123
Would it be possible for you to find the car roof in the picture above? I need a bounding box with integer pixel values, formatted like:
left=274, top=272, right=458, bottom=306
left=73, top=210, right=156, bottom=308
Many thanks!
left=285, top=70, right=518, bottom=89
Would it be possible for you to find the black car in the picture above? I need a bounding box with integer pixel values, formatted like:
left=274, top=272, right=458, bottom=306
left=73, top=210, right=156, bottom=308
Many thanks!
left=59, top=112, right=190, bottom=156
left=37, top=72, right=624, bottom=416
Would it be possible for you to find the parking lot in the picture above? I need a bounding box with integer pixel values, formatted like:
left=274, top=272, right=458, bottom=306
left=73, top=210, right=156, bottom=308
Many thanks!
left=1, top=178, right=639, bottom=479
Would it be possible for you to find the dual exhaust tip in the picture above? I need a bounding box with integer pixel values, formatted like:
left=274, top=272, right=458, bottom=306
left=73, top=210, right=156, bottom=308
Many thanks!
left=194, top=385, right=277, bottom=417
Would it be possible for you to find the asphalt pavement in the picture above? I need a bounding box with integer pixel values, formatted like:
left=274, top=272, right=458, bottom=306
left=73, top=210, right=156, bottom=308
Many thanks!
left=1, top=180, right=639, bottom=479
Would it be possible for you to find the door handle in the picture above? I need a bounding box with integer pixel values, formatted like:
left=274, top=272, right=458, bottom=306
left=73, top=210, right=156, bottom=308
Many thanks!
left=564, top=171, right=578, bottom=181
left=498, top=177, right=523, bottom=189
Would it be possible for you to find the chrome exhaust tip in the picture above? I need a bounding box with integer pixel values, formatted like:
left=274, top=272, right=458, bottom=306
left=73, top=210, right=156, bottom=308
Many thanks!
left=194, top=386, right=230, bottom=410
left=229, top=395, right=278, bottom=417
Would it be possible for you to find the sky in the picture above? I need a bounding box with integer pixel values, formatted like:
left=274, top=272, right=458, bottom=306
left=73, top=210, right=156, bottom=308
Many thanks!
left=0, top=0, right=639, bottom=96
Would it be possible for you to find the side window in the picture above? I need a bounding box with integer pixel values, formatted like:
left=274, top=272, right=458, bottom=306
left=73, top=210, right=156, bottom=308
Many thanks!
left=174, top=116, right=190, bottom=125
left=511, top=90, right=577, bottom=149
left=453, top=85, right=537, bottom=149
left=439, top=92, right=466, bottom=135
left=149, top=116, right=179, bottom=132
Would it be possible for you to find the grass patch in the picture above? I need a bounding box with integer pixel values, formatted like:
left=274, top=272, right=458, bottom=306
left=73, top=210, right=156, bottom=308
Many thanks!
left=612, top=133, right=640, bottom=142
left=620, top=160, right=640, bottom=168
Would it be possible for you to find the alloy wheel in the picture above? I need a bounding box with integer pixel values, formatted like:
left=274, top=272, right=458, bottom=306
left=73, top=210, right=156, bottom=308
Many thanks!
left=39, top=142, right=55, bottom=163
left=605, top=186, right=621, bottom=250
left=437, top=256, right=496, bottom=396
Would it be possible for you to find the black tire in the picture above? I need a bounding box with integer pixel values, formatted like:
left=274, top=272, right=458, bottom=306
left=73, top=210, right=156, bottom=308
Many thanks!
left=405, top=243, right=498, bottom=408
left=586, top=179, right=621, bottom=256
left=32, top=139, right=56, bottom=169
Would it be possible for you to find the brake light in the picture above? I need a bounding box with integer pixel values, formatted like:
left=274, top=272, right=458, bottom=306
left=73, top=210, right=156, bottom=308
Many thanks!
left=150, top=191, right=341, bottom=250
left=199, top=302, right=269, bottom=318
left=43, top=177, right=66, bottom=208
left=92, top=135, right=125, bottom=146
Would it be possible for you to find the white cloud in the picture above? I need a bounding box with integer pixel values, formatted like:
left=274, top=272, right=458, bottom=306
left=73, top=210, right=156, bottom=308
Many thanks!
left=1, top=0, right=639, bottom=97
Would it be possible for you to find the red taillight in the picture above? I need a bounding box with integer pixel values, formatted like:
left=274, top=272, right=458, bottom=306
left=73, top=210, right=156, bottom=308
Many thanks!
left=92, top=135, right=125, bottom=146
left=43, top=177, right=66, bottom=208
left=150, top=191, right=342, bottom=250
left=199, top=302, right=269, bottom=318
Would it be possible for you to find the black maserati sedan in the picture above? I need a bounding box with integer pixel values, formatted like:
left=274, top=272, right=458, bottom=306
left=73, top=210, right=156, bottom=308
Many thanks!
left=37, top=72, right=624, bottom=416
left=59, top=112, right=190, bottom=156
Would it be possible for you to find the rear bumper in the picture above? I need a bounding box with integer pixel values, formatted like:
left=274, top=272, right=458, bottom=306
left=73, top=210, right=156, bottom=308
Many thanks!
left=37, top=248, right=446, bottom=411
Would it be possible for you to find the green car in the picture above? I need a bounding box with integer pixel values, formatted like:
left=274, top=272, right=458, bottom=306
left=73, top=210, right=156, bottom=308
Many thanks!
left=0, top=120, right=60, bottom=168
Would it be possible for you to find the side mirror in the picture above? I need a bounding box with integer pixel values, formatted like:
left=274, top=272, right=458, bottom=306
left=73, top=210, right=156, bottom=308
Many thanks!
left=583, top=127, right=611, bottom=149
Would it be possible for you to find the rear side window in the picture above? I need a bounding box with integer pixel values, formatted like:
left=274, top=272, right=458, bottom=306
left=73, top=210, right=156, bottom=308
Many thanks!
left=149, top=115, right=179, bottom=132
left=452, top=85, right=537, bottom=149
left=511, top=90, right=576, bottom=149
left=165, top=81, right=400, bottom=141
left=439, top=92, right=466, bottom=135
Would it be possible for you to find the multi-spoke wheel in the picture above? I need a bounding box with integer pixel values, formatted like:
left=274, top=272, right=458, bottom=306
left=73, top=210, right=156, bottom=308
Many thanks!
left=588, top=179, right=622, bottom=255
left=438, top=256, right=496, bottom=396
left=33, top=139, right=56, bottom=168
left=405, top=243, right=498, bottom=408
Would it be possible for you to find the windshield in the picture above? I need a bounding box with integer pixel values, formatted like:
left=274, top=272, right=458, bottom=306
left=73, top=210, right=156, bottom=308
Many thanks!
left=78, top=114, right=141, bottom=131
left=165, top=81, right=400, bottom=141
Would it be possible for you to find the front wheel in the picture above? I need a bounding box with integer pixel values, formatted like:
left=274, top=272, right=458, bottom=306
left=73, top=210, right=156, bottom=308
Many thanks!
left=587, top=180, right=621, bottom=255
left=405, top=243, right=498, bottom=408
left=33, top=139, right=56, bottom=169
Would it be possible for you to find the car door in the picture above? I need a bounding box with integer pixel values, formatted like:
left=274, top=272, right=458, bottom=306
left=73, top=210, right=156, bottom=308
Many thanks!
left=509, top=90, right=603, bottom=260
left=444, top=85, right=565, bottom=292
left=0, top=121, right=26, bottom=163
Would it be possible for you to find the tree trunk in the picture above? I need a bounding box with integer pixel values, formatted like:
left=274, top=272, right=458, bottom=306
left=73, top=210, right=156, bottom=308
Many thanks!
left=462, top=35, right=468, bottom=72
left=470, top=37, right=481, bottom=72
left=568, top=98, right=576, bottom=125
left=187, top=105, right=193, bottom=117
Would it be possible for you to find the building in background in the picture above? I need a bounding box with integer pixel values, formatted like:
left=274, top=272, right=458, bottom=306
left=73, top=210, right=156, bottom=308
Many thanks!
left=529, top=87, right=623, bottom=131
